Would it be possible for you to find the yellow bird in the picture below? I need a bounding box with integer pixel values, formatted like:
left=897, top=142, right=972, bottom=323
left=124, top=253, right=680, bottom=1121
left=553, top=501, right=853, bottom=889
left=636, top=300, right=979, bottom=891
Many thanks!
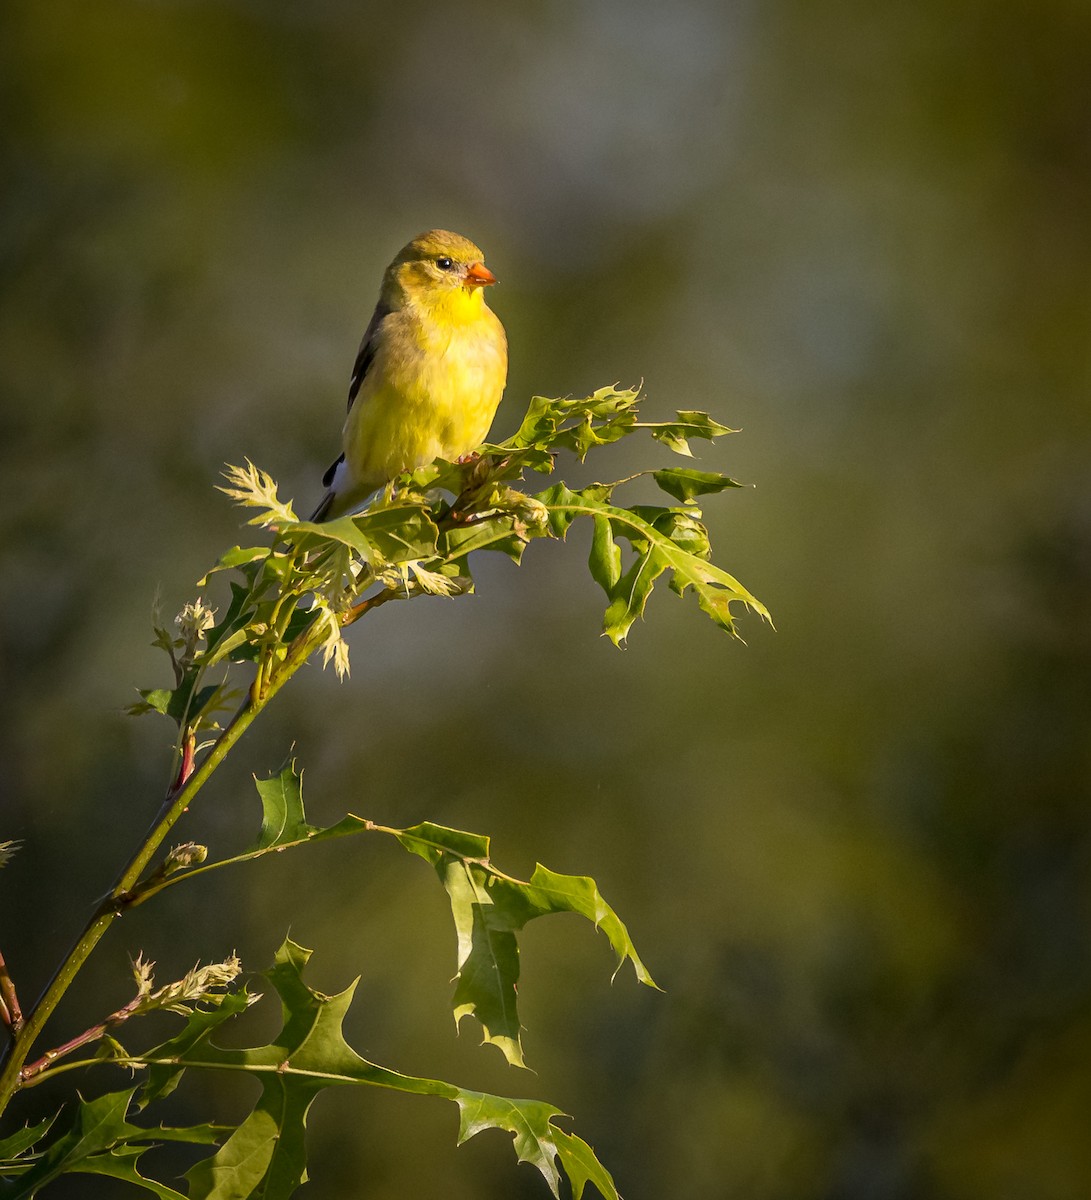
left=312, top=229, right=507, bottom=521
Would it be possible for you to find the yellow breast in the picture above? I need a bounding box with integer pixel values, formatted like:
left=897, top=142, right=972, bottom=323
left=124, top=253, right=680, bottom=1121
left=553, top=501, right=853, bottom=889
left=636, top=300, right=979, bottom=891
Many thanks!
left=342, top=299, right=507, bottom=489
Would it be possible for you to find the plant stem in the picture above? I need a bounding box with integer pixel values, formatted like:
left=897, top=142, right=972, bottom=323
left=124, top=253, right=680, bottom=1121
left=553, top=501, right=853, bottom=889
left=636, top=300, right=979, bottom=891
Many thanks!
left=0, top=951, right=20, bottom=1036
left=20, top=992, right=144, bottom=1082
left=0, top=610, right=332, bottom=1114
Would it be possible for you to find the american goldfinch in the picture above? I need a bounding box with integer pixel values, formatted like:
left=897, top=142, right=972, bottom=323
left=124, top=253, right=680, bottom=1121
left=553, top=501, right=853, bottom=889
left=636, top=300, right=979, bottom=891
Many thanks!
left=311, top=229, right=507, bottom=521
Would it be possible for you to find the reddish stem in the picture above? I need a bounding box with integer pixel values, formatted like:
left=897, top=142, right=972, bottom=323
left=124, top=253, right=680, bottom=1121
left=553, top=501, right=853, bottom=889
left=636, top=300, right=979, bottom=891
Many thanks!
left=20, top=993, right=142, bottom=1082
left=0, top=950, right=23, bottom=1037
left=170, top=729, right=196, bottom=794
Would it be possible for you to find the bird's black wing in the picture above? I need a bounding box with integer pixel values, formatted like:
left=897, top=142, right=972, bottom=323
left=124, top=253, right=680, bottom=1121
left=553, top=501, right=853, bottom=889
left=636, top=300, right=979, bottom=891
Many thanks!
left=320, top=298, right=392, bottom=488
left=347, top=298, right=391, bottom=410
left=320, top=455, right=343, bottom=489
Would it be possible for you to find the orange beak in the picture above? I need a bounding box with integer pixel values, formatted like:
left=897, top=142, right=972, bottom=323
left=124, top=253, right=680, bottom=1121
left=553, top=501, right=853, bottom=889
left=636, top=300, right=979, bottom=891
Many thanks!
left=464, top=261, right=497, bottom=288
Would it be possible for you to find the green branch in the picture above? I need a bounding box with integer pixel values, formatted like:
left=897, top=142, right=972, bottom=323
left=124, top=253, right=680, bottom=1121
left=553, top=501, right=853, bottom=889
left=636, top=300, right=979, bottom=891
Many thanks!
left=0, top=387, right=767, bottom=1200
left=0, top=612, right=331, bottom=1109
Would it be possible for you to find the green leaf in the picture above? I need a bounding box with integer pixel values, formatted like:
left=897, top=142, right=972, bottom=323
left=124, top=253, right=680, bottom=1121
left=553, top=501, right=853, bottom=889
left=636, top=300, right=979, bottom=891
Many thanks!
left=187, top=388, right=765, bottom=697
left=199, top=627, right=251, bottom=667
left=219, top=461, right=297, bottom=527
left=602, top=543, right=668, bottom=646
left=647, top=409, right=737, bottom=455
left=390, top=822, right=656, bottom=1068
left=538, top=482, right=614, bottom=539
left=74, top=1147, right=190, bottom=1199
left=524, top=864, right=657, bottom=988
left=199, top=545, right=272, bottom=581
left=281, top=514, right=381, bottom=562
left=535, top=483, right=770, bottom=644
left=252, top=760, right=317, bottom=850
left=198, top=552, right=300, bottom=667
left=588, top=515, right=622, bottom=592
left=130, top=765, right=373, bottom=907
left=0, top=1113, right=58, bottom=1168
left=125, top=674, right=230, bottom=728
left=3, top=1089, right=220, bottom=1199
left=652, top=467, right=742, bottom=503
left=287, top=504, right=440, bottom=567
left=356, top=503, right=440, bottom=561
left=506, top=387, right=642, bottom=456
left=126, top=688, right=173, bottom=718
left=507, top=393, right=567, bottom=449
left=202, top=580, right=262, bottom=664
left=456, top=1092, right=620, bottom=1200
left=131, top=940, right=619, bottom=1200
left=441, top=512, right=528, bottom=564
left=394, top=821, right=491, bottom=864
left=139, top=992, right=256, bottom=1109
left=550, top=1128, right=623, bottom=1200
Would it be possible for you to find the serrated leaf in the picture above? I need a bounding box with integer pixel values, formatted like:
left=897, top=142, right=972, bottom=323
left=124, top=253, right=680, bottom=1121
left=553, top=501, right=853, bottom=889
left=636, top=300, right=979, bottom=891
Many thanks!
left=355, top=505, right=442, bottom=562
left=524, top=864, right=656, bottom=987
left=652, top=467, right=742, bottom=503
left=507, top=393, right=566, bottom=448
left=588, top=515, right=622, bottom=592
left=538, top=481, right=584, bottom=538
left=535, top=483, right=770, bottom=644
left=281, top=514, right=383, bottom=563
left=125, top=674, right=230, bottom=728
left=199, top=545, right=271, bottom=582
left=562, top=409, right=637, bottom=460
left=537, top=482, right=615, bottom=539
left=219, top=461, right=296, bottom=527
left=139, top=991, right=255, bottom=1108
left=131, top=939, right=618, bottom=1200
left=407, top=563, right=467, bottom=596
left=506, top=387, right=642, bottom=456
left=202, top=580, right=260, bottom=663
left=602, top=543, right=669, bottom=646
left=252, top=761, right=316, bottom=850
left=441, top=513, right=529, bottom=563
left=75, top=1147, right=190, bottom=1199
left=0, top=1113, right=58, bottom=1163
left=551, top=1128, right=622, bottom=1200
left=127, top=688, right=173, bottom=718
left=286, top=505, right=440, bottom=568
left=3, top=1088, right=220, bottom=1199
left=395, top=821, right=490, bottom=863
left=390, top=822, right=656, bottom=1068
left=455, top=1092, right=619, bottom=1199
left=456, top=1093, right=567, bottom=1193
left=133, top=767, right=373, bottom=908
left=649, top=427, right=693, bottom=455
left=648, top=409, right=737, bottom=456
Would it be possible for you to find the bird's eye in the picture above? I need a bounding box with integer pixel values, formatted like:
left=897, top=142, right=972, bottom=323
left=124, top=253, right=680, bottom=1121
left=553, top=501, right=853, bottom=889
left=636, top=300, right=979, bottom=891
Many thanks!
left=435, top=256, right=454, bottom=271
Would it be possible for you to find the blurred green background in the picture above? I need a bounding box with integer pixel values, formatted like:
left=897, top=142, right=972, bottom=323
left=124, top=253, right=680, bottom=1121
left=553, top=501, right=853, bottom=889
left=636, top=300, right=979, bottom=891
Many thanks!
left=3, top=1, right=1091, bottom=1197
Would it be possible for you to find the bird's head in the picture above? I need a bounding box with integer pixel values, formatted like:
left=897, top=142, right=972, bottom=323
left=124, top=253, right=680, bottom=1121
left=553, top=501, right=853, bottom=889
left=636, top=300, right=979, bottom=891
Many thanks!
left=382, top=230, right=497, bottom=315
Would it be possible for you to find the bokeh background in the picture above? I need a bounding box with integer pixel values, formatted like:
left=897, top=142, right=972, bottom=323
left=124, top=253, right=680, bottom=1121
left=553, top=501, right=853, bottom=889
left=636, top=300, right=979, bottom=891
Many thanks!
left=3, top=1, right=1091, bottom=1197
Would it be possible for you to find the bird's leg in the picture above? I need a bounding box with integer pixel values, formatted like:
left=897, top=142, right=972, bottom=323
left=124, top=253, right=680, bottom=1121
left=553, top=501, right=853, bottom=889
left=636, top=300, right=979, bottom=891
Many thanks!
left=445, top=453, right=492, bottom=525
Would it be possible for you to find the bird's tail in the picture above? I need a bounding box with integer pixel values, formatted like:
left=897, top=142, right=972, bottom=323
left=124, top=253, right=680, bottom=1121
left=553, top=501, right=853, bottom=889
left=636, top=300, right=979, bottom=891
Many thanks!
left=309, top=452, right=347, bottom=522
left=309, top=456, right=380, bottom=522
left=309, top=489, right=338, bottom=522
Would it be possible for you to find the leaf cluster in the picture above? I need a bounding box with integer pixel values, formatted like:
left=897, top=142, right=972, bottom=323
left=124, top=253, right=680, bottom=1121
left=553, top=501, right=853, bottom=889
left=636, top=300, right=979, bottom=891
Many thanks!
left=1, top=387, right=769, bottom=1199
left=128, top=388, right=766, bottom=738
left=3, top=766, right=649, bottom=1198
